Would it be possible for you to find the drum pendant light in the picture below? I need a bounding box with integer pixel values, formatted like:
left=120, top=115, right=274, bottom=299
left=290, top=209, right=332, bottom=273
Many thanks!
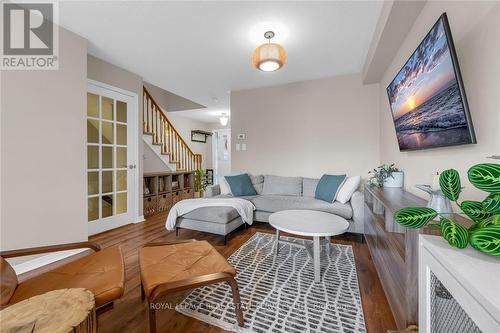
left=252, top=31, right=287, bottom=72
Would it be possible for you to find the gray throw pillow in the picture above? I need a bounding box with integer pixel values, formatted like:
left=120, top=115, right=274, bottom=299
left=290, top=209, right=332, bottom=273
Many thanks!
left=250, top=174, right=264, bottom=194
left=303, top=178, right=319, bottom=197
left=262, top=175, right=302, bottom=196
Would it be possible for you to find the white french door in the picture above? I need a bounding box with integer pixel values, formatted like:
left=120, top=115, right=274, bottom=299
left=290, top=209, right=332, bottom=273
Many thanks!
left=87, top=80, right=139, bottom=235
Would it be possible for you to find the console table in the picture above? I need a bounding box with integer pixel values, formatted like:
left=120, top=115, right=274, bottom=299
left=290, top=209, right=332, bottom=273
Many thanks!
left=363, top=186, right=471, bottom=330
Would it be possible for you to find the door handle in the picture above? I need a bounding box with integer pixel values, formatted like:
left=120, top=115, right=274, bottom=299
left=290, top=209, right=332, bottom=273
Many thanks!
left=129, top=164, right=136, bottom=169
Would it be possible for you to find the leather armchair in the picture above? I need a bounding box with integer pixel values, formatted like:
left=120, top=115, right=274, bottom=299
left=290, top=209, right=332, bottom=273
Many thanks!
left=0, top=241, right=124, bottom=312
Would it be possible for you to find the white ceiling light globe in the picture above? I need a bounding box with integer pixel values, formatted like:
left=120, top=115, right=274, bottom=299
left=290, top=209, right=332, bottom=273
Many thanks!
left=259, top=60, right=280, bottom=72
left=220, top=116, right=229, bottom=126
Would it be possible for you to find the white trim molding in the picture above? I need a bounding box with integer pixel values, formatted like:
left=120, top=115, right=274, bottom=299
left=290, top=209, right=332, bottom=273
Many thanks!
left=9, top=249, right=87, bottom=275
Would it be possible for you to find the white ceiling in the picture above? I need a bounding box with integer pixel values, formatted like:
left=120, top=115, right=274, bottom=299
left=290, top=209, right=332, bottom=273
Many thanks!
left=60, top=1, right=383, bottom=123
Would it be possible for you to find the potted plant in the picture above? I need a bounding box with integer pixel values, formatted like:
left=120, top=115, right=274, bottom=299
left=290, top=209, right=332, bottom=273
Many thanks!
left=368, top=164, right=404, bottom=188
left=194, top=169, right=207, bottom=198
left=394, top=163, right=500, bottom=257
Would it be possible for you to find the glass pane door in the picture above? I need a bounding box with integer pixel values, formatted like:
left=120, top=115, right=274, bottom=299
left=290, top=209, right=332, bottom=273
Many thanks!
left=87, top=82, right=137, bottom=235
left=213, top=129, right=231, bottom=183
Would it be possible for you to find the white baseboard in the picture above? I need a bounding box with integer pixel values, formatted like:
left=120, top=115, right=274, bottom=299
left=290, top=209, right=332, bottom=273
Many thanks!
left=10, top=249, right=87, bottom=275
left=12, top=216, right=146, bottom=275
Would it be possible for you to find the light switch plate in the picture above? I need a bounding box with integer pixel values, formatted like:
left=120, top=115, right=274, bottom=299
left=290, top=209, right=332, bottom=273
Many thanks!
left=237, top=133, right=246, bottom=140
left=235, top=143, right=241, bottom=151
left=241, top=143, right=247, bottom=151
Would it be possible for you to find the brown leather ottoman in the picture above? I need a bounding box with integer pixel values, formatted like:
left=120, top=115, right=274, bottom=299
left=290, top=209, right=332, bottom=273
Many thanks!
left=139, top=239, right=244, bottom=332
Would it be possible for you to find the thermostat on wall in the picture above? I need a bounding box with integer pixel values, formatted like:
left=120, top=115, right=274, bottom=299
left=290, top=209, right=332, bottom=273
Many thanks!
left=237, top=133, right=246, bottom=140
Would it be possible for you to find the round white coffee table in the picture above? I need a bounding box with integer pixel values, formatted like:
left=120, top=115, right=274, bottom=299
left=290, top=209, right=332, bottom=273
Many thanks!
left=269, top=209, right=349, bottom=282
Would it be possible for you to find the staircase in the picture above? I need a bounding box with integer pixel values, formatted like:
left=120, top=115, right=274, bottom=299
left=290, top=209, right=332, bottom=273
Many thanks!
left=143, top=87, right=202, bottom=171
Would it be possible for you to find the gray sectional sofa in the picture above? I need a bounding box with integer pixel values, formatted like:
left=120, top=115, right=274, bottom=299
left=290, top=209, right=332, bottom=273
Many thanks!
left=175, top=174, right=364, bottom=243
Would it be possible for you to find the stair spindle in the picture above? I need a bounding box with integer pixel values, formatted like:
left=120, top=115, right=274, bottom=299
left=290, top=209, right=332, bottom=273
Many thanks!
left=149, top=99, right=153, bottom=133
left=163, top=121, right=167, bottom=153
left=168, top=124, right=172, bottom=156
left=143, top=94, right=147, bottom=132
left=156, top=109, right=161, bottom=143
left=147, top=99, right=149, bottom=133
left=152, top=105, right=156, bottom=141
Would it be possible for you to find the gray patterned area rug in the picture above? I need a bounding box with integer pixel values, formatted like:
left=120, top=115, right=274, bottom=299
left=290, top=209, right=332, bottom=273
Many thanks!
left=176, top=232, right=366, bottom=333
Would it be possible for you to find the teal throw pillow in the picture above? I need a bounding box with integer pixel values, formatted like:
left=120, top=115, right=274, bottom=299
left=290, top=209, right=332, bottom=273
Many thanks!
left=315, top=174, right=347, bottom=202
left=225, top=174, right=257, bottom=197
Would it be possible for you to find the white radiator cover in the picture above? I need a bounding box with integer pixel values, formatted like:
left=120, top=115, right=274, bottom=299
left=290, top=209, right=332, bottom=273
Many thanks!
left=419, top=235, right=500, bottom=332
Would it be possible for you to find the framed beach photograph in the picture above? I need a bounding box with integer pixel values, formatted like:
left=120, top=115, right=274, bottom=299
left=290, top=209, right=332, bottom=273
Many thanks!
left=386, top=13, right=476, bottom=151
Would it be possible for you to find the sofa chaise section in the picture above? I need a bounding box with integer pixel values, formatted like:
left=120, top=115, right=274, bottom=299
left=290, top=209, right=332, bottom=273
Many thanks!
left=175, top=206, right=245, bottom=244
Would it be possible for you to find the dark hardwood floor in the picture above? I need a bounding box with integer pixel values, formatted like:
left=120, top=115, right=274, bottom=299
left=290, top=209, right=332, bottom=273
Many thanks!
left=88, top=212, right=396, bottom=333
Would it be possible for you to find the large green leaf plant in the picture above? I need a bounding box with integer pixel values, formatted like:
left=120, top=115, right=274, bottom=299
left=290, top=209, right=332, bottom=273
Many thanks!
left=394, top=163, right=500, bottom=257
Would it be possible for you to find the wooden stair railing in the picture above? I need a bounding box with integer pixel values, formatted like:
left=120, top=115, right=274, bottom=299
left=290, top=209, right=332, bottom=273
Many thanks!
left=143, top=87, right=202, bottom=171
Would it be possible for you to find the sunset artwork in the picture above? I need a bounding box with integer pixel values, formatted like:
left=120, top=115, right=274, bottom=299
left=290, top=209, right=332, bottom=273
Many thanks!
left=387, top=14, right=475, bottom=151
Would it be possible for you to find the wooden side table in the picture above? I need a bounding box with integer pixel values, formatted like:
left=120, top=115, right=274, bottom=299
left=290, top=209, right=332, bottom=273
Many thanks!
left=0, top=288, right=96, bottom=333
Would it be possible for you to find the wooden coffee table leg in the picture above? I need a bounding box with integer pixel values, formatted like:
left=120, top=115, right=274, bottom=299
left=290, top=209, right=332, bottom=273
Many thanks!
left=226, top=276, right=244, bottom=327
left=313, top=236, right=321, bottom=282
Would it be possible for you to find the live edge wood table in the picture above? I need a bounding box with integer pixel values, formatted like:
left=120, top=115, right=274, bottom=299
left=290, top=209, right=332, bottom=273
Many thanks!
left=364, top=186, right=472, bottom=331
left=0, top=288, right=96, bottom=333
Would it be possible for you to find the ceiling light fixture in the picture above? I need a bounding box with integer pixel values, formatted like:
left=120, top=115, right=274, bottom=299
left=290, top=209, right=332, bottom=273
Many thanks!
left=252, top=31, right=287, bottom=72
left=219, top=113, right=229, bottom=126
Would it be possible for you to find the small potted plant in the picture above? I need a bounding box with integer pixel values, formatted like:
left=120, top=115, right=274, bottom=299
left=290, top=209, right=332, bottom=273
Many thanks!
left=194, top=169, right=207, bottom=198
left=368, top=164, right=404, bottom=188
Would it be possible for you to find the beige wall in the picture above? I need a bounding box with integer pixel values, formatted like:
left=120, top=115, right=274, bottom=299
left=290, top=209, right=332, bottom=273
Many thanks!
left=143, top=142, right=170, bottom=173
left=87, top=55, right=145, bottom=217
left=143, top=81, right=205, bottom=111
left=1, top=28, right=88, bottom=250
left=231, top=74, right=380, bottom=178
left=379, top=1, right=500, bottom=202
left=208, top=122, right=231, bottom=131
